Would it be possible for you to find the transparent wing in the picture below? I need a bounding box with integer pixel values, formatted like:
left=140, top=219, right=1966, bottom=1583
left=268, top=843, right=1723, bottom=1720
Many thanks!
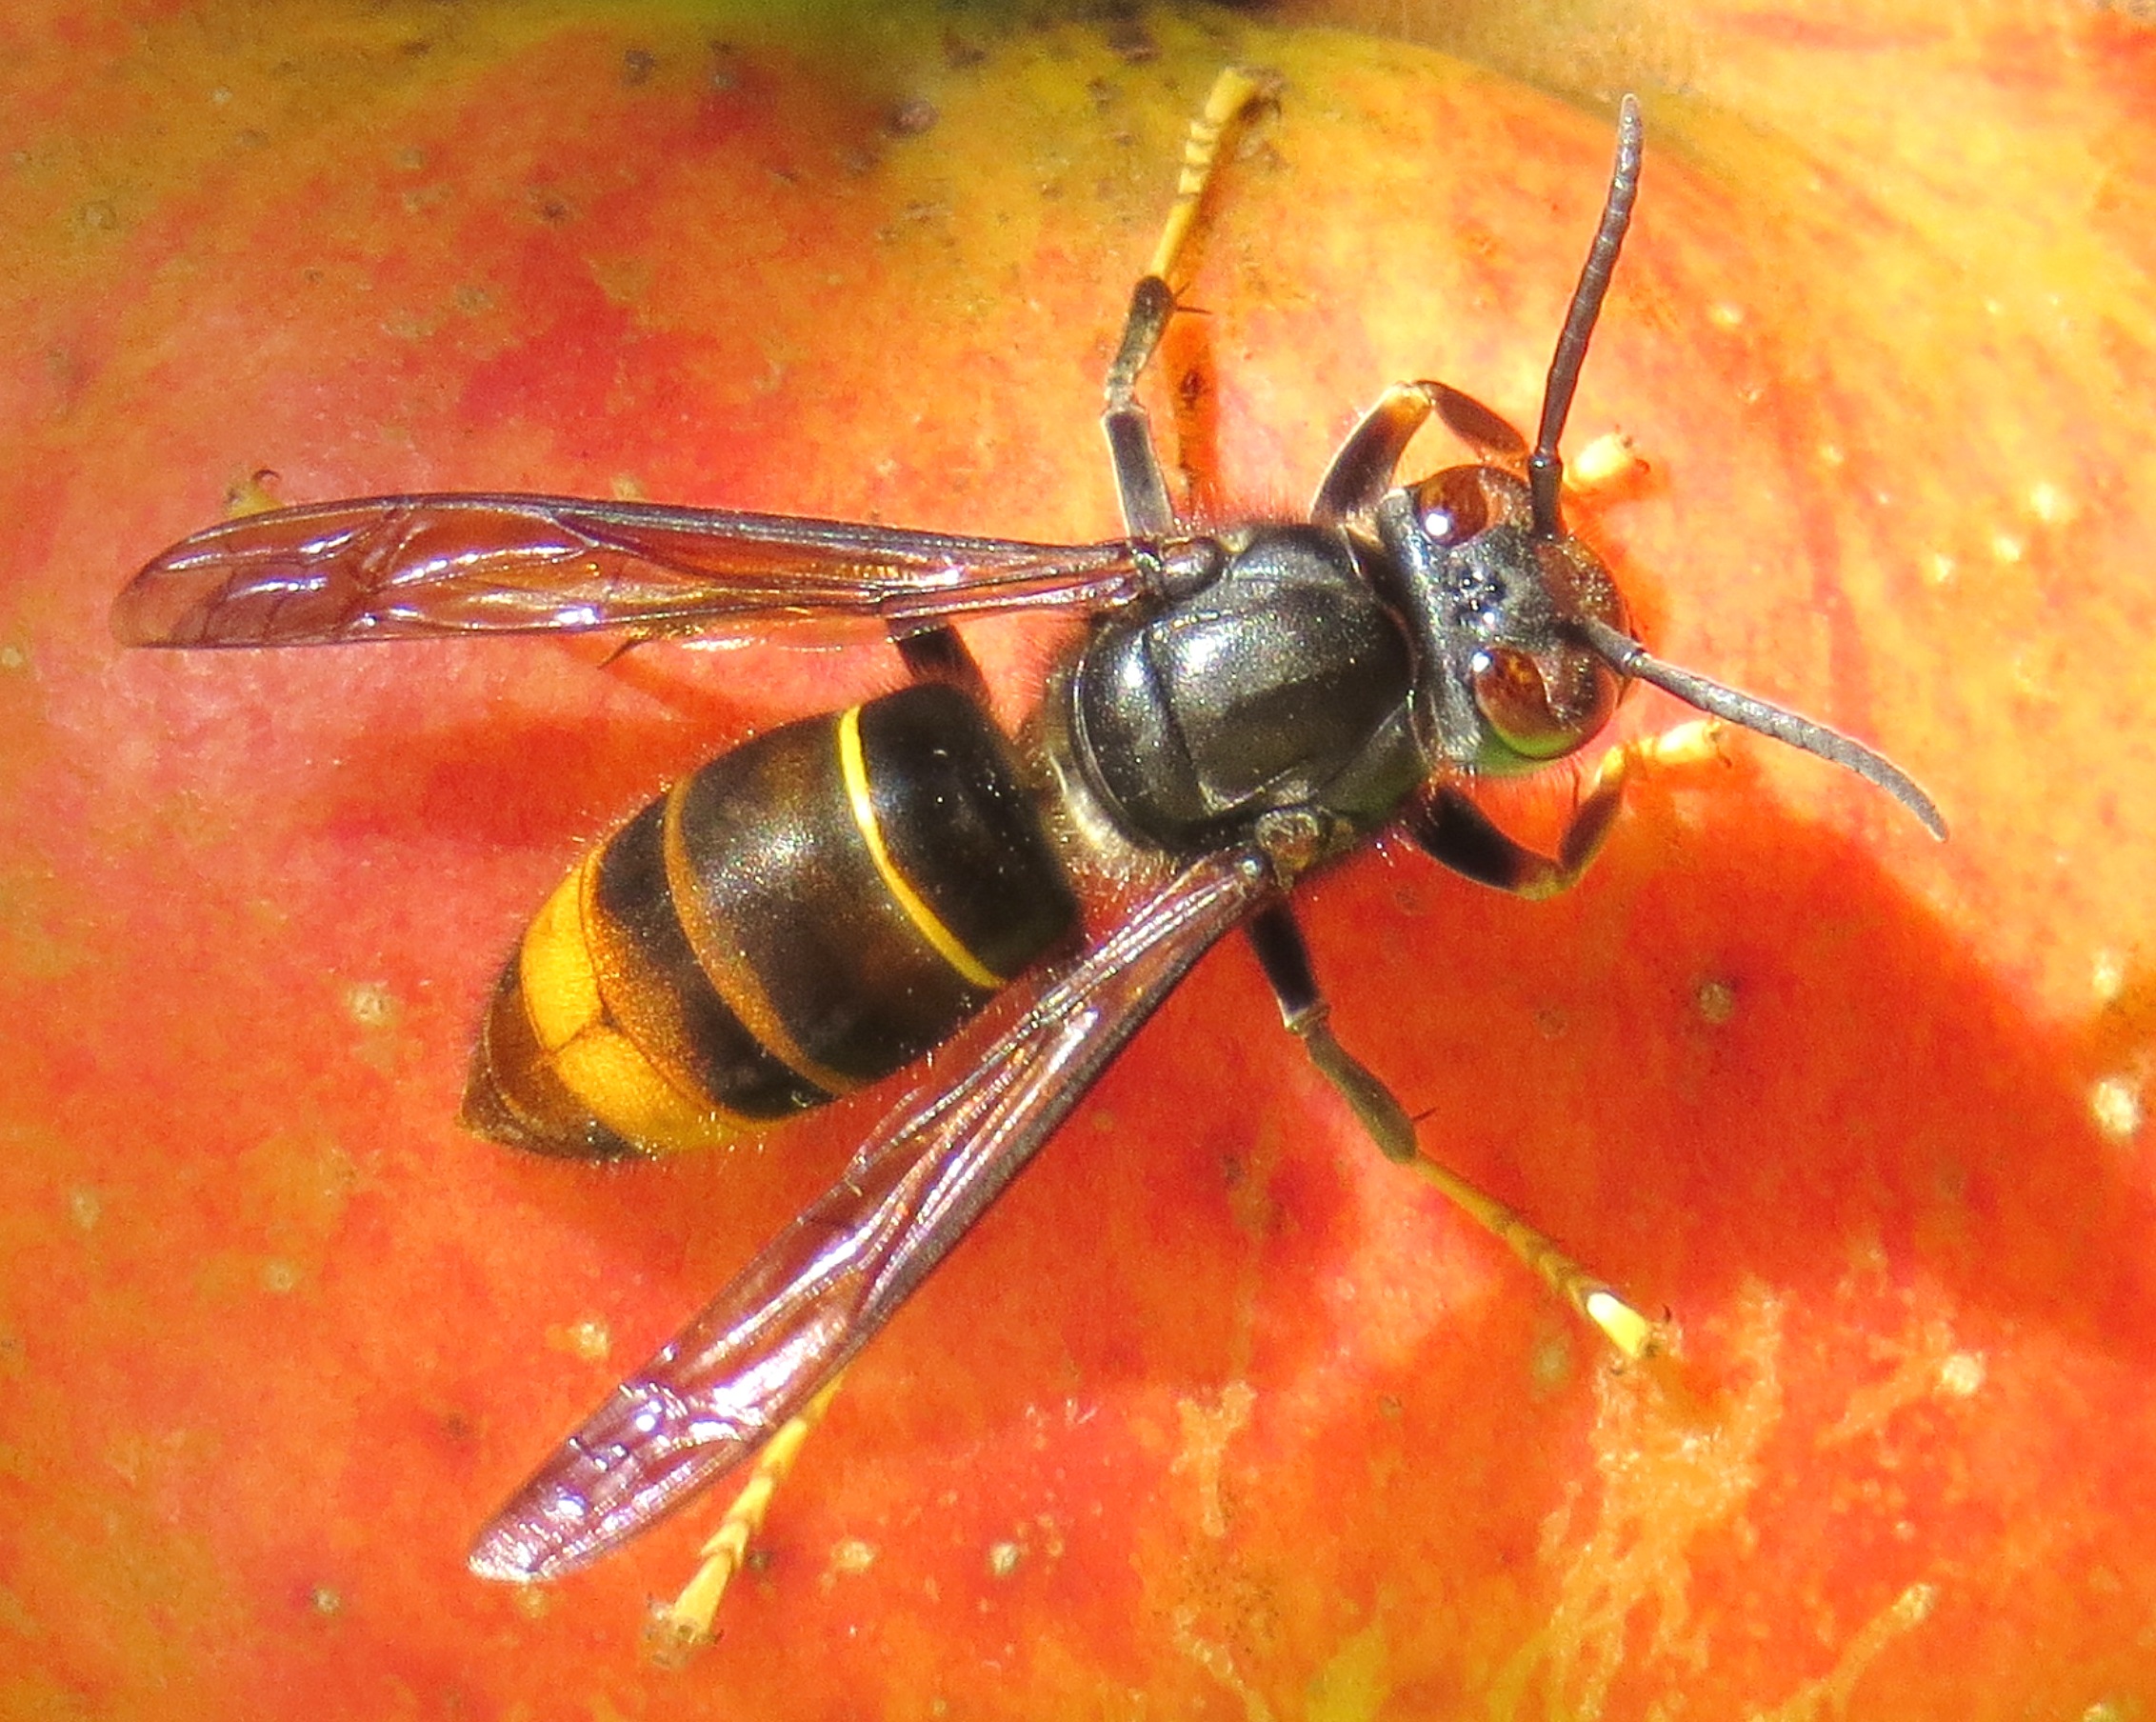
left=468, top=848, right=1273, bottom=1584
left=113, top=493, right=1185, bottom=648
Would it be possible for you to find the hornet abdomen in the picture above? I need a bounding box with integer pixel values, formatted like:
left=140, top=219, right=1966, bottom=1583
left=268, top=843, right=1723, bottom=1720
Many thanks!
left=464, top=682, right=1080, bottom=1159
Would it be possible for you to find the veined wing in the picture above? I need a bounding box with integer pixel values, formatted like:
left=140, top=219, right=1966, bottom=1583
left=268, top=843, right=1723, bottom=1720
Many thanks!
left=113, top=493, right=1191, bottom=648
left=468, top=848, right=1272, bottom=1584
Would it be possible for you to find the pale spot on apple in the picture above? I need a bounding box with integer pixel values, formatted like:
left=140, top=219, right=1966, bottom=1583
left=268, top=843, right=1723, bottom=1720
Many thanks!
left=828, top=1537, right=876, bottom=1578
left=543, top=1317, right=610, bottom=1363
left=2090, top=948, right=2126, bottom=1004
left=2088, top=1075, right=2142, bottom=1144
left=341, top=979, right=397, bottom=1031
left=1169, top=1379, right=1255, bottom=1540
left=2025, top=479, right=2073, bottom=525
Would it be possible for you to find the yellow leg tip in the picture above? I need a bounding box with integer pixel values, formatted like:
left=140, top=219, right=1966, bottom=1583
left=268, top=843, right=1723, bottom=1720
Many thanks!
left=1147, top=66, right=1284, bottom=282
left=645, top=1597, right=721, bottom=1670
left=1586, top=717, right=1727, bottom=798
left=1206, top=65, right=1280, bottom=115
left=1565, top=428, right=1647, bottom=492
left=643, top=1375, right=849, bottom=1662
left=1582, top=1288, right=1661, bottom=1361
left=1638, top=717, right=1725, bottom=768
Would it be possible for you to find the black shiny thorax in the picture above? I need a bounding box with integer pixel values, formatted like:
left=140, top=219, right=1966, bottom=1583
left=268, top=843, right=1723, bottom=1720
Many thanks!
left=1065, top=524, right=1421, bottom=852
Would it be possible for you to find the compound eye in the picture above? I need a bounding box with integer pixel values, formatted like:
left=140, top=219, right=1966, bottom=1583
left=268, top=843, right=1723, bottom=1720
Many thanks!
left=1472, top=645, right=1603, bottom=761
left=1413, top=467, right=1493, bottom=547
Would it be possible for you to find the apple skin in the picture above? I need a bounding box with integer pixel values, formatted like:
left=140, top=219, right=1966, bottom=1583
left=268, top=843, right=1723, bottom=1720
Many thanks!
left=6, top=4, right=2156, bottom=1716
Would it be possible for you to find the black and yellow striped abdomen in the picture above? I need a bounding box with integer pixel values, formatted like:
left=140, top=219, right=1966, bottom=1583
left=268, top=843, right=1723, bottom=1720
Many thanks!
left=463, top=683, right=1080, bottom=1159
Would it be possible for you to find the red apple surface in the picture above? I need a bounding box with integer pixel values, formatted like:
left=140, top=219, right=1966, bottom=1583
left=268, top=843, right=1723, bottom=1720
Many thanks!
left=5, top=3, right=2154, bottom=1717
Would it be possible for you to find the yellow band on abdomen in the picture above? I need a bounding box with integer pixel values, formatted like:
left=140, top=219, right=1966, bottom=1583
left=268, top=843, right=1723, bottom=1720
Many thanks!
left=837, top=703, right=1003, bottom=991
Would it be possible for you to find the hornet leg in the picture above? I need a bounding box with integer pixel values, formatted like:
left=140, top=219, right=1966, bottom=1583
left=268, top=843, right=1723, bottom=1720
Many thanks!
left=889, top=622, right=988, bottom=703
left=1409, top=723, right=1724, bottom=899
left=1102, top=66, right=1278, bottom=538
left=1243, top=901, right=1656, bottom=1360
left=648, top=1372, right=848, bottom=1662
left=1311, top=380, right=1529, bottom=525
